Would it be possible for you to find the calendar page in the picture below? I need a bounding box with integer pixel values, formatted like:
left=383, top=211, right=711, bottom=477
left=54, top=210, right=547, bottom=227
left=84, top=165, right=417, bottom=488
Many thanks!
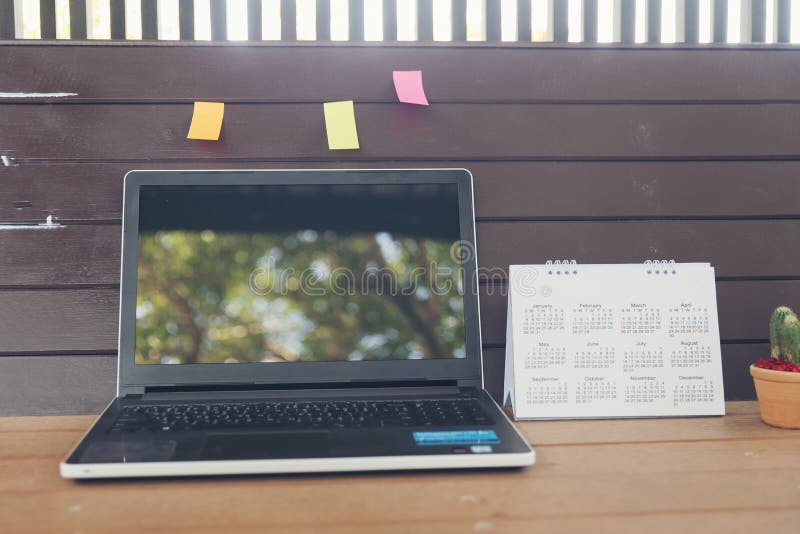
left=503, top=262, right=725, bottom=419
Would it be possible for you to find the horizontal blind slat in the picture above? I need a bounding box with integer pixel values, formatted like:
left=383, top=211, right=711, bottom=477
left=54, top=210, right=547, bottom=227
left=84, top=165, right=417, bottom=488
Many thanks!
left=110, top=0, right=125, bottom=39
left=281, top=0, right=296, bottom=40
left=751, top=0, right=765, bottom=42
left=418, top=0, right=433, bottom=40
left=383, top=0, right=396, bottom=40
left=647, top=0, right=661, bottom=42
left=713, top=0, right=727, bottom=42
left=453, top=0, right=467, bottom=40
left=68, top=0, right=87, bottom=39
left=517, top=0, right=531, bottom=41
left=621, top=0, right=635, bottom=42
left=40, top=0, right=57, bottom=39
left=486, top=0, right=502, bottom=41
left=211, top=0, right=227, bottom=40
left=584, top=0, right=598, bottom=42
left=142, top=0, right=158, bottom=39
left=248, top=0, right=262, bottom=40
left=349, top=0, right=364, bottom=41
left=777, top=0, right=790, bottom=42
left=180, top=0, right=195, bottom=40
left=685, top=0, right=699, bottom=42
left=316, top=0, right=330, bottom=40
left=0, top=0, right=14, bottom=38
left=553, top=0, right=568, bottom=41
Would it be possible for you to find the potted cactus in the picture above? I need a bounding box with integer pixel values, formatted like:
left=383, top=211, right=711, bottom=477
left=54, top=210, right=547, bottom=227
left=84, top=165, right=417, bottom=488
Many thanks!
left=750, top=307, right=800, bottom=429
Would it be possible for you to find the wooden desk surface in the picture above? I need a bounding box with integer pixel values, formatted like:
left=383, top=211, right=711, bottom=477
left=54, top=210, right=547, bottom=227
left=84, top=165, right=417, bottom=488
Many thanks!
left=1, top=401, right=797, bottom=533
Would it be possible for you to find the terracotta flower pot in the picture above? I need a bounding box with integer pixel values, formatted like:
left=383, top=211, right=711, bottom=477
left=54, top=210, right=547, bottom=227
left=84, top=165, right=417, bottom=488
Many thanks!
left=750, top=364, right=800, bottom=429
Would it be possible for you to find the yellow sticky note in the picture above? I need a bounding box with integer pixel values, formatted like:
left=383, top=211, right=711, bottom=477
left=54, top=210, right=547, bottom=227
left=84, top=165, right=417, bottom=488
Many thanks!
left=187, top=101, right=224, bottom=140
left=323, top=100, right=360, bottom=150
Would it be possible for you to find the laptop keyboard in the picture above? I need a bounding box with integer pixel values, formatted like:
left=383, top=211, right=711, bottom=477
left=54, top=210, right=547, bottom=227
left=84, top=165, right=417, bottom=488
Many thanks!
left=110, top=399, right=492, bottom=433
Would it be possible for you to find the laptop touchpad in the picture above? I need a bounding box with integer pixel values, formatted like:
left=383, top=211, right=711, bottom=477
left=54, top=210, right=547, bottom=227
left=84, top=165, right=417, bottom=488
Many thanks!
left=202, top=432, right=330, bottom=460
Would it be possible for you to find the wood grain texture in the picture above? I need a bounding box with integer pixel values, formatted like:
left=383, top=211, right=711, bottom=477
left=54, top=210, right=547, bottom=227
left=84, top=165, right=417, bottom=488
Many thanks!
left=475, top=220, right=800, bottom=279
left=1, top=403, right=799, bottom=533
left=1, top=281, right=789, bottom=352
left=67, top=0, right=87, bottom=39
left=0, top=0, right=15, bottom=39
left=0, top=284, right=766, bottom=391
left=2, top=45, right=800, bottom=102
left=479, top=280, right=800, bottom=344
left=485, top=343, right=759, bottom=403
left=0, top=225, right=121, bottom=286
left=5, top=160, right=800, bottom=223
left=0, top=289, right=119, bottom=352
left=39, top=0, right=57, bottom=39
left=1, top=44, right=795, bottom=414
left=0, top=345, right=760, bottom=417
left=0, top=356, right=116, bottom=416
left=3, top=220, right=800, bottom=287
left=0, top=344, right=759, bottom=416
left=3, top=103, right=800, bottom=161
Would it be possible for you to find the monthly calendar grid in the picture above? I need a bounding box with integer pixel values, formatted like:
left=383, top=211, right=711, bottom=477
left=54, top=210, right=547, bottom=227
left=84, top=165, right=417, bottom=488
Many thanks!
left=505, top=263, right=725, bottom=419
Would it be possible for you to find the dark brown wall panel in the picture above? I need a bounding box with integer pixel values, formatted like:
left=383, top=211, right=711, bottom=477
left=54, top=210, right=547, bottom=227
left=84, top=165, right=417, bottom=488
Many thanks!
left=477, top=220, right=800, bottom=279
left=0, top=356, right=117, bottom=416
left=0, top=344, right=758, bottom=416
left=0, top=225, right=121, bottom=286
left=4, top=161, right=800, bottom=223
left=0, top=347, right=757, bottom=416
left=483, top=345, right=759, bottom=404
left=0, top=289, right=119, bottom=352
left=2, top=45, right=799, bottom=102
left=479, top=281, right=800, bottom=345
left=3, top=104, right=800, bottom=161
left=1, top=281, right=793, bottom=354
left=3, top=220, right=800, bottom=287
left=3, top=44, right=794, bottom=413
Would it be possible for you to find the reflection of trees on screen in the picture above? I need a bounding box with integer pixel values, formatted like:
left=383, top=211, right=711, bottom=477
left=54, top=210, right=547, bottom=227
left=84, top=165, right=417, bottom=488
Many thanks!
left=135, top=231, right=465, bottom=364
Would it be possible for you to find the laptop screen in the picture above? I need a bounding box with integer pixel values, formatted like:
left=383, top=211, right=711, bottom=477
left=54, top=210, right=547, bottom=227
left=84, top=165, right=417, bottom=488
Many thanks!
left=135, top=183, right=466, bottom=365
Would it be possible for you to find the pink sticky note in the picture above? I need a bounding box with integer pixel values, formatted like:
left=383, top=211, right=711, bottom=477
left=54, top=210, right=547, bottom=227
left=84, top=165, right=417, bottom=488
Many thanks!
left=393, top=70, right=429, bottom=106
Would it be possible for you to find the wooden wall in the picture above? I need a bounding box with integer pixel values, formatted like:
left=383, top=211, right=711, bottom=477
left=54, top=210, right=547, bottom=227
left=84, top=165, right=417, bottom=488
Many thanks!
left=2, top=42, right=798, bottom=415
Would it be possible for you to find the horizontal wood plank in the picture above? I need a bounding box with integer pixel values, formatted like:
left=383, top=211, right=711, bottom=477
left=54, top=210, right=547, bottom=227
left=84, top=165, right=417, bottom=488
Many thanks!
left=0, top=464, right=798, bottom=529
left=0, top=345, right=757, bottom=417
left=479, top=280, right=800, bottom=344
left=4, top=161, right=800, bottom=223
left=2, top=45, right=800, bottom=102
left=0, top=356, right=116, bottom=416
left=0, top=509, right=796, bottom=534
left=0, top=400, right=766, bottom=439
left=0, top=225, right=121, bottom=286
left=5, top=221, right=800, bottom=286
left=476, top=220, right=800, bottom=279
left=2, top=402, right=798, bottom=531
left=483, top=342, right=759, bottom=403
left=9, top=434, right=798, bottom=480
left=2, top=104, right=800, bottom=161
left=0, top=289, right=119, bottom=351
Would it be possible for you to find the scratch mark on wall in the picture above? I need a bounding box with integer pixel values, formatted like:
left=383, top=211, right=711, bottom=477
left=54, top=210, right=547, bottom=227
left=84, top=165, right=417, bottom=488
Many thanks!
left=0, top=92, right=78, bottom=98
left=0, top=215, right=63, bottom=230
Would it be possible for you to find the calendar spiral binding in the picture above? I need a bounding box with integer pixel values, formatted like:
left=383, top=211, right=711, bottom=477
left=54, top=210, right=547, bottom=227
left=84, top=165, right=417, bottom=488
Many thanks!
left=545, top=259, right=578, bottom=276
left=543, top=260, right=678, bottom=276
left=644, top=259, right=677, bottom=275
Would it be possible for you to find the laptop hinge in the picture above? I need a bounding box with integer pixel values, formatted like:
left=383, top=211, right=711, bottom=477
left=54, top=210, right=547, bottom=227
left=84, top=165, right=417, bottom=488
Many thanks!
left=135, top=380, right=467, bottom=401
left=120, top=385, right=145, bottom=398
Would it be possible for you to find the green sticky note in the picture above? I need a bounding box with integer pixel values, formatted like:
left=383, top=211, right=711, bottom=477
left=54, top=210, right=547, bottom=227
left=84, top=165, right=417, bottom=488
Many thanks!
left=323, top=100, right=360, bottom=150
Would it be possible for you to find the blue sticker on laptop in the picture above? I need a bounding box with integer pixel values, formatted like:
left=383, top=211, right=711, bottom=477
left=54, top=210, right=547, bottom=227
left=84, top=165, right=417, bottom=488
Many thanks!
left=413, top=430, right=499, bottom=446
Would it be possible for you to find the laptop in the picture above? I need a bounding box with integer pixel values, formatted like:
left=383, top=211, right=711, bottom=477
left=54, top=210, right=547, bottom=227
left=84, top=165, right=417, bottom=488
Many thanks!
left=61, top=169, right=535, bottom=478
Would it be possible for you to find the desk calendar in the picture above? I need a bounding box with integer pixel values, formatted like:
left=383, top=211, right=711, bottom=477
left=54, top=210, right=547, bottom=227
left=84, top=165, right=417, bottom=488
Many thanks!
left=503, top=262, right=725, bottom=419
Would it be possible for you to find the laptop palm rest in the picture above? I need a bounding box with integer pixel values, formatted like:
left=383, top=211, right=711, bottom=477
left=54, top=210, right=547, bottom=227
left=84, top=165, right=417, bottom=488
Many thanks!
left=202, top=432, right=330, bottom=460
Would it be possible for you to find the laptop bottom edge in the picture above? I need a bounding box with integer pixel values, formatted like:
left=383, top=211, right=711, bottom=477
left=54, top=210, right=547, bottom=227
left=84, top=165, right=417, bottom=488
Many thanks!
left=61, top=450, right=535, bottom=479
